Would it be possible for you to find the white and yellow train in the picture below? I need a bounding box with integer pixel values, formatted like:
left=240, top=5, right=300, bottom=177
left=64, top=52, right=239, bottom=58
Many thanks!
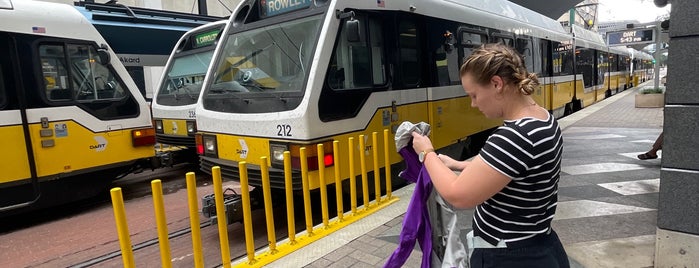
left=191, top=0, right=643, bottom=192
left=151, top=20, right=228, bottom=165
left=0, top=0, right=155, bottom=214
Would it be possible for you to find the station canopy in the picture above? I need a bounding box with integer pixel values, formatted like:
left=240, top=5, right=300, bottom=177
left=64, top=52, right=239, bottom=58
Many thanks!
left=509, top=0, right=582, bottom=19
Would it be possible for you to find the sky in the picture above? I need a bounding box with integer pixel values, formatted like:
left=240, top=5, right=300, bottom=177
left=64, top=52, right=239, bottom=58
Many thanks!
left=597, top=0, right=671, bottom=23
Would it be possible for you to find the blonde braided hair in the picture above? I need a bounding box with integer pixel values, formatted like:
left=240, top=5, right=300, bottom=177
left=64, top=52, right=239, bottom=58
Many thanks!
left=460, top=43, right=539, bottom=95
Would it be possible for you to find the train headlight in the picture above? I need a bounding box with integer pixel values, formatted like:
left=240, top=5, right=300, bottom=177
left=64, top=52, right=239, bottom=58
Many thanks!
left=269, top=142, right=289, bottom=168
left=186, top=120, right=196, bottom=135
left=202, top=135, right=218, bottom=157
left=154, top=120, right=163, bottom=133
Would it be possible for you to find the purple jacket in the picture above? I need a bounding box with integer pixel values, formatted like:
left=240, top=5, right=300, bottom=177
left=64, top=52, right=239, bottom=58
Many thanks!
left=383, top=146, right=433, bottom=268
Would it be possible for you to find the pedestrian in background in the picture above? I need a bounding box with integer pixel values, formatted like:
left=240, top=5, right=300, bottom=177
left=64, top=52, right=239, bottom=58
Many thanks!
left=411, top=43, right=569, bottom=267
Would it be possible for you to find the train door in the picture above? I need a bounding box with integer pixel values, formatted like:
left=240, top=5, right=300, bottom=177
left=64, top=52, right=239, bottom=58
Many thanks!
left=0, top=31, right=39, bottom=210
left=395, top=14, right=427, bottom=131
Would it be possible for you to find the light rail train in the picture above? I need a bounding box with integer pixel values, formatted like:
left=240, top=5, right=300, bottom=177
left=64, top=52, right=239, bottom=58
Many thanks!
left=192, top=0, right=645, bottom=193
left=0, top=0, right=156, bottom=214
left=151, top=20, right=228, bottom=165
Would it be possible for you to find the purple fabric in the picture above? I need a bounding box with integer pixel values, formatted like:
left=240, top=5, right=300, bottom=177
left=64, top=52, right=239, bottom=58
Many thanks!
left=383, top=146, right=433, bottom=268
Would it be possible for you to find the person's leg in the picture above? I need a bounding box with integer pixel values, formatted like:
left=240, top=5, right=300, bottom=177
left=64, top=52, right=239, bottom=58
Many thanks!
left=648, top=132, right=663, bottom=155
left=639, top=132, right=663, bottom=159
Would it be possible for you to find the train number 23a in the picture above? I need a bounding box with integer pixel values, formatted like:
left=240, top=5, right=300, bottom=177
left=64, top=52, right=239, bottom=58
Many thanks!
left=277, top=124, right=292, bottom=137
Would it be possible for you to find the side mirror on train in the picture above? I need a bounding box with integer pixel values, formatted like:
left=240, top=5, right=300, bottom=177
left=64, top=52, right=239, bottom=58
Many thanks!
left=346, top=19, right=361, bottom=43
left=97, top=45, right=111, bottom=66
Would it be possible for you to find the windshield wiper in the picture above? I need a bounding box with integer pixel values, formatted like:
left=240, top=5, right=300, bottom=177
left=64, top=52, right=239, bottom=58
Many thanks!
left=167, top=77, right=181, bottom=100
left=238, top=82, right=275, bottom=92
left=182, top=85, right=197, bottom=100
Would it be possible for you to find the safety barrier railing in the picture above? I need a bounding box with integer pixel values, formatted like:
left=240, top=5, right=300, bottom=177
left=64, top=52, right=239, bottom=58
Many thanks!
left=110, top=130, right=399, bottom=267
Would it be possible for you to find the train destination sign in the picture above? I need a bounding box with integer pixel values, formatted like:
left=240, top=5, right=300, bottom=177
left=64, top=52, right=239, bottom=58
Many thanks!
left=193, top=29, right=220, bottom=48
left=607, top=29, right=654, bottom=46
left=261, top=0, right=312, bottom=18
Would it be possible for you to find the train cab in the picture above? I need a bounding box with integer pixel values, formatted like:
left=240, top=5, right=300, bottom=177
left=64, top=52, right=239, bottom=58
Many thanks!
left=0, top=0, right=155, bottom=214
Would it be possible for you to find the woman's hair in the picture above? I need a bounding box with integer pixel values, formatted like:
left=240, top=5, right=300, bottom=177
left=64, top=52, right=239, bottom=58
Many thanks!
left=459, top=43, right=539, bottom=95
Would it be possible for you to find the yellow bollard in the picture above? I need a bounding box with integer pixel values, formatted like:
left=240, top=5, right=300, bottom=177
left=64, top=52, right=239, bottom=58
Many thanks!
left=333, top=140, right=344, bottom=221
left=212, top=166, right=232, bottom=268
left=372, top=132, right=381, bottom=204
left=239, top=162, right=257, bottom=264
left=348, top=137, right=357, bottom=214
left=300, top=147, right=314, bottom=235
left=185, top=172, right=204, bottom=268
left=110, top=188, right=135, bottom=268
left=283, top=151, right=296, bottom=244
left=151, top=180, right=172, bottom=268
left=384, top=129, right=392, bottom=199
left=260, top=156, right=278, bottom=253
left=359, top=135, right=369, bottom=209
left=317, top=144, right=329, bottom=228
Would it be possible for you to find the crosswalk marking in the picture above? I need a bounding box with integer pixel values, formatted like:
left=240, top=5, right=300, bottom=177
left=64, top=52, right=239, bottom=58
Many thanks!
left=564, top=134, right=626, bottom=140
left=562, top=163, right=646, bottom=175
left=598, top=179, right=660, bottom=196
left=554, top=200, right=655, bottom=220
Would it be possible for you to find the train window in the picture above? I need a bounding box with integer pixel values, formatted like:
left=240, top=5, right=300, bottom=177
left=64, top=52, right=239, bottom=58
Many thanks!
left=68, top=44, right=127, bottom=101
left=40, top=44, right=127, bottom=101
left=492, top=35, right=513, bottom=47
left=0, top=34, right=8, bottom=109
left=609, top=54, right=618, bottom=72
left=597, top=51, right=608, bottom=86
left=516, top=38, right=534, bottom=73
left=576, top=48, right=595, bottom=88
left=38, top=43, right=138, bottom=119
left=40, top=45, right=72, bottom=100
left=398, top=19, right=420, bottom=87
left=539, top=39, right=551, bottom=77
left=553, top=41, right=573, bottom=76
left=459, top=30, right=487, bottom=62
left=369, top=18, right=386, bottom=86
left=326, top=14, right=385, bottom=90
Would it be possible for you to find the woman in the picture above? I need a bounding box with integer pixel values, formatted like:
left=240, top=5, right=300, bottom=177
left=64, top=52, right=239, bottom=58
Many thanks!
left=411, top=43, right=569, bottom=267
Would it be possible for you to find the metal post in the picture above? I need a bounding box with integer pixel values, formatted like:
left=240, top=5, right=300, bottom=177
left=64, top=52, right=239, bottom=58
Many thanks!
left=212, top=166, right=232, bottom=268
left=110, top=188, right=135, bottom=268
left=185, top=172, right=204, bottom=268
left=654, top=21, right=662, bottom=89
left=317, top=144, right=330, bottom=228
left=283, top=151, right=297, bottom=244
left=333, top=141, right=344, bottom=221
left=151, top=180, right=172, bottom=268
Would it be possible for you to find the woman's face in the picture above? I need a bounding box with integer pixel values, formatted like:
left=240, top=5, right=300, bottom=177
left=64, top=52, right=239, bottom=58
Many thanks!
left=461, top=73, right=502, bottom=119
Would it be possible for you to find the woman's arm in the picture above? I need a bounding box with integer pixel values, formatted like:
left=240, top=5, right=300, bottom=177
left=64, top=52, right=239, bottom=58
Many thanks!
left=437, top=154, right=470, bottom=171
left=412, top=132, right=510, bottom=209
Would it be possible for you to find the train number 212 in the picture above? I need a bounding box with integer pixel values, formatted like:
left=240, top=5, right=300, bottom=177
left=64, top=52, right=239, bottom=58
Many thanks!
left=277, top=124, right=292, bottom=137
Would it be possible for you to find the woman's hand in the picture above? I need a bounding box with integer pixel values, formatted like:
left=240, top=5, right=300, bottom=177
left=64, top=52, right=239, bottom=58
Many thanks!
left=411, top=131, right=434, bottom=154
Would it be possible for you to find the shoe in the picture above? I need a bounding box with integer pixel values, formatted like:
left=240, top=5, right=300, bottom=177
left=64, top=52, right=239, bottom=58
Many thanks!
left=637, top=153, right=658, bottom=160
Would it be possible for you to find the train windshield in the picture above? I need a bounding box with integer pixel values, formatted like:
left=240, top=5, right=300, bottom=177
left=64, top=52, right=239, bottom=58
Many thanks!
left=156, top=49, right=214, bottom=105
left=203, top=14, right=322, bottom=113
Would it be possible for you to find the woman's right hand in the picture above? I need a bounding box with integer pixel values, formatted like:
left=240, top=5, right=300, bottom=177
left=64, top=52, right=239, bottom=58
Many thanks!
left=437, top=154, right=469, bottom=171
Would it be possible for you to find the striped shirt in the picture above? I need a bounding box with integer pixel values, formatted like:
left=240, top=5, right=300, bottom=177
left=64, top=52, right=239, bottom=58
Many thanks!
left=474, top=112, right=563, bottom=246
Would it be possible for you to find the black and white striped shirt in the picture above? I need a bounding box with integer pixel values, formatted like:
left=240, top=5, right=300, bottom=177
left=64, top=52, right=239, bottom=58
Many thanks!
left=474, top=113, right=562, bottom=246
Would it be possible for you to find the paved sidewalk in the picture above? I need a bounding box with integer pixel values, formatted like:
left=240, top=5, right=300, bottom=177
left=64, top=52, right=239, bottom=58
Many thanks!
left=270, top=82, right=664, bottom=268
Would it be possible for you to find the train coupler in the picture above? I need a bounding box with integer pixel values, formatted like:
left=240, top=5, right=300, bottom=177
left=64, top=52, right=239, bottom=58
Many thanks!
left=201, top=188, right=244, bottom=225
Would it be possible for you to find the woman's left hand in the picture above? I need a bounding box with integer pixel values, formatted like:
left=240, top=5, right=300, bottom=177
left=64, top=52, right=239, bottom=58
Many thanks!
left=411, top=132, right=434, bottom=154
